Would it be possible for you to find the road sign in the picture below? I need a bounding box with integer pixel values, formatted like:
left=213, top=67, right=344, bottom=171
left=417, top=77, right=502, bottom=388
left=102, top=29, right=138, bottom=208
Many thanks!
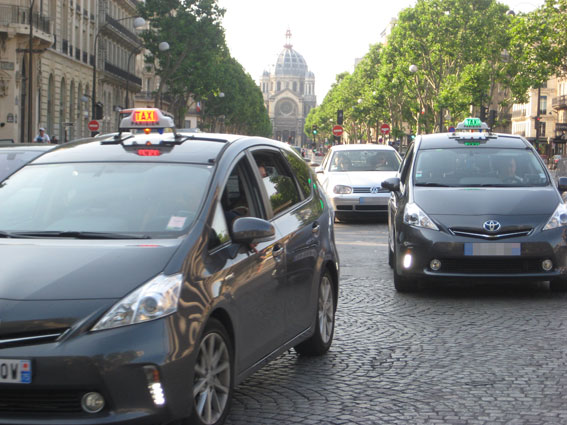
left=448, top=126, right=456, bottom=133
left=332, top=125, right=343, bottom=137
left=88, top=120, right=99, bottom=132
left=380, top=123, right=390, bottom=135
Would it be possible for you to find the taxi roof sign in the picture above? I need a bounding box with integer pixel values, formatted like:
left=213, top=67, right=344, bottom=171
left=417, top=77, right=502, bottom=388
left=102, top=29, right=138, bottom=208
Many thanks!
left=119, top=108, right=175, bottom=131
left=455, top=117, right=490, bottom=131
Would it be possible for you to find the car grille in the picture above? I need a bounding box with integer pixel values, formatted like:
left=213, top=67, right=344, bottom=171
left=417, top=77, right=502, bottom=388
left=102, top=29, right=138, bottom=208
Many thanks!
left=449, top=227, right=533, bottom=239
left=438, top=258, right=543, bottom=274
left=0, top=389, right=85, bottom=413
left=355, top=205, right=388, bottom=211
left=0, top=329, right=68, bottom=349
left=353, top=187, right=389, bottom=194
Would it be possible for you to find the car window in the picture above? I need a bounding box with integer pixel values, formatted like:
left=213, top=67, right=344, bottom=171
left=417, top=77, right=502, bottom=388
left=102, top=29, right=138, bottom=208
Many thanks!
left=329, top=149, right=400, bottom=172
left=208, top=201, right=231, bottom=251
left=0, top=162, right=211, bottom=238
left=399, top=143, right=414, bottom=186
left=282, top=149, right=312, bottom=198
left=0, top=150, right=46, bottom=181
left=413, top=148, right=549, bottom=187
left=251, top=150, right=302, bottom=217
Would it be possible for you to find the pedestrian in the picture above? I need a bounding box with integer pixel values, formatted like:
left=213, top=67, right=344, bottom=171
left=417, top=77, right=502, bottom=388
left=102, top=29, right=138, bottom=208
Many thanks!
left=51, top=135, right=59, bottom=144
left=34, top=127, right=51, bottom=143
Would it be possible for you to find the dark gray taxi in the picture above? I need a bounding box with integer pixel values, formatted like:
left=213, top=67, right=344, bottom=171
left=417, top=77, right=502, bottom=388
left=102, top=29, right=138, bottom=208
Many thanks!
left=0, top=109, right=339, bottom=425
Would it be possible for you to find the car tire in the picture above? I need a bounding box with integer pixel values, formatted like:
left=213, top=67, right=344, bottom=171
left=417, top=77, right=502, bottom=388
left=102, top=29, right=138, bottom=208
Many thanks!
left=189, top=318, right=233, bottom=425
left=388, top=237, right=394, bottom=269
left=294, top=270, right=335, bottom=356
left=549, top=279, right=567, bottom=292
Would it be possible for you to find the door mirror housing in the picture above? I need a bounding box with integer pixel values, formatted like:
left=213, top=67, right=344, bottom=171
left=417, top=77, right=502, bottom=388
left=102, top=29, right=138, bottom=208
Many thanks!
left=381, top=177, right=401, bottom=192
left=557, top=176, right=567, bottom=193
left=232, top=217, right=275, bottom=245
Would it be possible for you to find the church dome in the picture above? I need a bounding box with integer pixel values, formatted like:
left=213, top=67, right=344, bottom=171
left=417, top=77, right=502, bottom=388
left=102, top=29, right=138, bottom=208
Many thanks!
left=274, top=30, right=308, bottom=77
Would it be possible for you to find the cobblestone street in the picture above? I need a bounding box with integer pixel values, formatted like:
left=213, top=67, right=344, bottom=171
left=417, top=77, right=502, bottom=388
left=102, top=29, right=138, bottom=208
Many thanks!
left=226, top=221, right=567, bottom=425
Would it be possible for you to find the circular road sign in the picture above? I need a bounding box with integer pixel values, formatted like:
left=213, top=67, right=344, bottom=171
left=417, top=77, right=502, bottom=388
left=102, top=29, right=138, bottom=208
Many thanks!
left=88, top=120, right=100, bottom=132
left=448, top=126, right=456, bottom=133
left=380, top=123, right=390, bottom=135
left=332, top=125, right=344, bottom=137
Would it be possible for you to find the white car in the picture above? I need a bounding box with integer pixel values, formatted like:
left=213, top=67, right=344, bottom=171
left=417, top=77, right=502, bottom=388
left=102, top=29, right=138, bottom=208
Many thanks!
left=316, top=144, right=402, bottom=221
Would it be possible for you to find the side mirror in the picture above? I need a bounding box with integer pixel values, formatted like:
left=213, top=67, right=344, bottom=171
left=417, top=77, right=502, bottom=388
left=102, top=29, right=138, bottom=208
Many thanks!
left=232, top=217, right=275, bottom=245
left=315, top=166, right=324, bottom=174
left=381, top=177, right=401, bottom=192
left=557, top=176, right=567, bottom=193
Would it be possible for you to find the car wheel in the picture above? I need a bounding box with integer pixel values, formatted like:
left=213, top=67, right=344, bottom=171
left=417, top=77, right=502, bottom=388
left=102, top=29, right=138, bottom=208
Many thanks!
left=295, top=271, right=335, bottom=356
left=388, top=236, right=394, bottom=269
left=550, top=279, right=567, bottom=292
left=189, top=318, right=233, bottom=425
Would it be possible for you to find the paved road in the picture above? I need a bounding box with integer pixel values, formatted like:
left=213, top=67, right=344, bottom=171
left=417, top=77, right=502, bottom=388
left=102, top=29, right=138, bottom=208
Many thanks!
left=226, top=220, right=567, bottom=425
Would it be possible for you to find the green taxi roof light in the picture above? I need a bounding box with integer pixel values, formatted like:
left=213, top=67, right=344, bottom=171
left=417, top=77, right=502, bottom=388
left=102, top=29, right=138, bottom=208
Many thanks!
left=455, top=117, right=490, bottom=131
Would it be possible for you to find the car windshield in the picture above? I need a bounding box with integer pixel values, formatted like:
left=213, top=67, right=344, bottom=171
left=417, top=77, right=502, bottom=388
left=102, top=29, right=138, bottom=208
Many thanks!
left=0, top=149, right=46, bottom=181
left=0, top=162, right=211, bottom=238
left=414, top=148, right=549, bottom=187
left=330, top=150, right=400, bottom=172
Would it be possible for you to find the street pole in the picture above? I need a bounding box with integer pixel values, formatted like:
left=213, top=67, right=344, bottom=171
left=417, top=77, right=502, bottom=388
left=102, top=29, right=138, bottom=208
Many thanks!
left=27, top=0, right=36, bottom=143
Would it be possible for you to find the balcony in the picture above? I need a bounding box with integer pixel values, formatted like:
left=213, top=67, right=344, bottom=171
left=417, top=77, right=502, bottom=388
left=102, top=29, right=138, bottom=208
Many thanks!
left=104, top=61, right=142, bottom=86
left=556, top=123, right=567, bottom=132
left=0, top=4, right=53, bottom=47
left=552, top=95, right=567, bottom=110
left=511, top=110, right=527, bottom=119
left=103, top=14, right=141, bottom=47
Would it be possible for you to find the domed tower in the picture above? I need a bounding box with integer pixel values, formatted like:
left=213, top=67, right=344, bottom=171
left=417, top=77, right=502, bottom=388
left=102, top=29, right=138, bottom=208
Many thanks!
left=259, top=30, right=316, bottom=146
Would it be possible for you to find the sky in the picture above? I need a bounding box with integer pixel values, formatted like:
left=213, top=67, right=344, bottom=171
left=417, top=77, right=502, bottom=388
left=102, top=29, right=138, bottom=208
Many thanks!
left=217, top=0, right=544, bottom=104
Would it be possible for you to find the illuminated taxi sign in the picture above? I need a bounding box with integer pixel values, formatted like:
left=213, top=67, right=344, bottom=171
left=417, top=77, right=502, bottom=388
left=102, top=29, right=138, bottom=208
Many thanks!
left=134, top=109, right=158, bottom=124
left=455, top=117, right=490, bottom=131
left=119, top=108, right=175, bottom=130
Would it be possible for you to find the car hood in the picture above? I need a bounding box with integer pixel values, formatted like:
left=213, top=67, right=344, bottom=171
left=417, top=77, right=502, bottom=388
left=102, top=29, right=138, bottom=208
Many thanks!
left=326, top=171, right=398, bottom=188
left=414, top=187, right=559, bottom=216
left=0, top=239, right=180, bottom=301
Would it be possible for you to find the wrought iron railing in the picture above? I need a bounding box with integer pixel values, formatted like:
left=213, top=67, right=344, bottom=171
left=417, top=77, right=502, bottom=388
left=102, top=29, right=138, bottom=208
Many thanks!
left=552, top=95, right=567, bottom=109
left=0, top=4, right=51, bottom=33
left=104, top=62, right=142, bottom=85
left=104, top=15, right=140, bottom=44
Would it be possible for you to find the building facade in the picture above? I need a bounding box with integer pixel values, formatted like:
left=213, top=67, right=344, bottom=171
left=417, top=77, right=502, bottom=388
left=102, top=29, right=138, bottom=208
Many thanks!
left=259, top=30, right=316, bottom=147
left=0, top=0, right=143, bottom=144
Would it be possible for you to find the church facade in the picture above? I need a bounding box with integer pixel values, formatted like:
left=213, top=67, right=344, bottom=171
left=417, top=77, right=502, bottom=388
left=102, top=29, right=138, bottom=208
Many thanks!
left=259, top=31, right=316, bottom=147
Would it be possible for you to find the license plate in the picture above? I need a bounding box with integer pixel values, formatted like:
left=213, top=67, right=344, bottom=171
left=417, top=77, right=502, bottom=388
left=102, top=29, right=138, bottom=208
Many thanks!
left=359, top=197, right=388, bottom=205
left=0, top=359, right=32, bottom=384
left=464, top=243, right=521, bottom=256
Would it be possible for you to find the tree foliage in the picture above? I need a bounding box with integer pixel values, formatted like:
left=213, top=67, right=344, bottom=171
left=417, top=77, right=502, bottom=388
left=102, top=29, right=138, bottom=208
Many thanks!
left=138, top=0, right=270, bottom=136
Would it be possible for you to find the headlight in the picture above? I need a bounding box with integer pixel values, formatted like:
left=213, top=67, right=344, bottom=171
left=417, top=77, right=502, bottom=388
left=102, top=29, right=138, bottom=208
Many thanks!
left=403, top=202, right=439, bottom=231
left=333, top=185, right=353, bottom=194
left=543, top=203, right=567, bottom=231
left=92, top=273, right=182, bottom=331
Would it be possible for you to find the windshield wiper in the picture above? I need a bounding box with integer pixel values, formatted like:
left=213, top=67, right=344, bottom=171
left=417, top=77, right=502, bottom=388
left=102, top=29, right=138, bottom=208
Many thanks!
left=415, top=182, right=451, bottom=187
left=8, top=231, right=151, bottom=240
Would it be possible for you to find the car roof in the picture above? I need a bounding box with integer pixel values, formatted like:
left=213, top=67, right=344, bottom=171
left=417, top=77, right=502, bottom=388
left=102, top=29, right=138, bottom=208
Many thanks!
left=330, top=144, right=397, bottom=151
left=417, top=132, right=530, bottom=150
left=0, top=143, right=57, bottom=151
left=30, top=132, right=272, bottom=165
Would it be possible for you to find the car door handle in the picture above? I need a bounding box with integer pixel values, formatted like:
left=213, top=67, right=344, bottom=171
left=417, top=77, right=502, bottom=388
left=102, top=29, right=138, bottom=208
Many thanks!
left=312, top=222, right=320, bottom=235
left=272, top=244, right=284, bottom=258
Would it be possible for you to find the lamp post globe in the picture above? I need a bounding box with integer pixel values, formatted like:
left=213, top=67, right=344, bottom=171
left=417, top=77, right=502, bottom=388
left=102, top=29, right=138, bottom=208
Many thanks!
left=409, top=64, right=418, bottom=74
left=133, top=17, right=146, bottom=29
left=158, top=41, right=170, bottom=52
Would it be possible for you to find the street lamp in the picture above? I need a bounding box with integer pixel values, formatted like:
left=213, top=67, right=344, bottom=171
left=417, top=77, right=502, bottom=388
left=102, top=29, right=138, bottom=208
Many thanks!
left=91, top=16, right=145, bottom=132
left=125, top=41, right=168, bottom=109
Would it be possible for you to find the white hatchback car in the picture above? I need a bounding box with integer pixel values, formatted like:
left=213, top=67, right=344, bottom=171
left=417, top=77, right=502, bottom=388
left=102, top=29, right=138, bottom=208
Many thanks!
left=316, top=144, right=402, bottom=221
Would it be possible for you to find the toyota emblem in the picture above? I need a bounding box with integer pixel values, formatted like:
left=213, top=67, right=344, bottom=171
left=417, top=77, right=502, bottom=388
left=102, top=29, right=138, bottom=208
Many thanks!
left=483, top=220, right=501, bottom=232
left=370, top=186, right=380, bottom=194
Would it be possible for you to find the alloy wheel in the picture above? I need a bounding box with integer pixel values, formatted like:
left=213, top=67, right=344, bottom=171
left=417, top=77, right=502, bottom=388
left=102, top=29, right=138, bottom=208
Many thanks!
left=318, top=275, right=334, bottom=344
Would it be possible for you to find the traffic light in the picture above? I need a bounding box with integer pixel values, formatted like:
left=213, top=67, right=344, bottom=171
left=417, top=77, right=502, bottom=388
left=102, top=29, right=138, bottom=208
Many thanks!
left=94, top=102, right=104, bottom=120
left=480, top=105, right=487, bottom=122
left=312, top=125, right=318, bottom=135
left=337, top=109, right=344, bottom=125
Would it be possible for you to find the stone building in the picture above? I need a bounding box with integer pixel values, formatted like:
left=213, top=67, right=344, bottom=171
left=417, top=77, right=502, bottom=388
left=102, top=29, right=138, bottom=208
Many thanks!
left=0, top=0, right=143, bottom=143
left=259, top=30, right=316, bottom=146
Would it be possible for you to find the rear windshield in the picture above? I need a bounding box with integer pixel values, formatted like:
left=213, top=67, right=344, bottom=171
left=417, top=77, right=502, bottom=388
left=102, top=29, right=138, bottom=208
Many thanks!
left=0, top=150, right=45, bottom=181
left=330, top=150, right=400, bottom=172
left=0, top=162, right=211, bottom=238
left=413, top=148, right=549, bottom=187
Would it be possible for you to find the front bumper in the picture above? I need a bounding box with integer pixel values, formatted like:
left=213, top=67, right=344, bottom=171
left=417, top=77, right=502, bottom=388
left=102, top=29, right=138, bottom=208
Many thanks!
left=0, top=316, right=196, bottom=424
left=395, top=225, right=567, bottom=282
left=330, top=193, right=390, bottom=214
